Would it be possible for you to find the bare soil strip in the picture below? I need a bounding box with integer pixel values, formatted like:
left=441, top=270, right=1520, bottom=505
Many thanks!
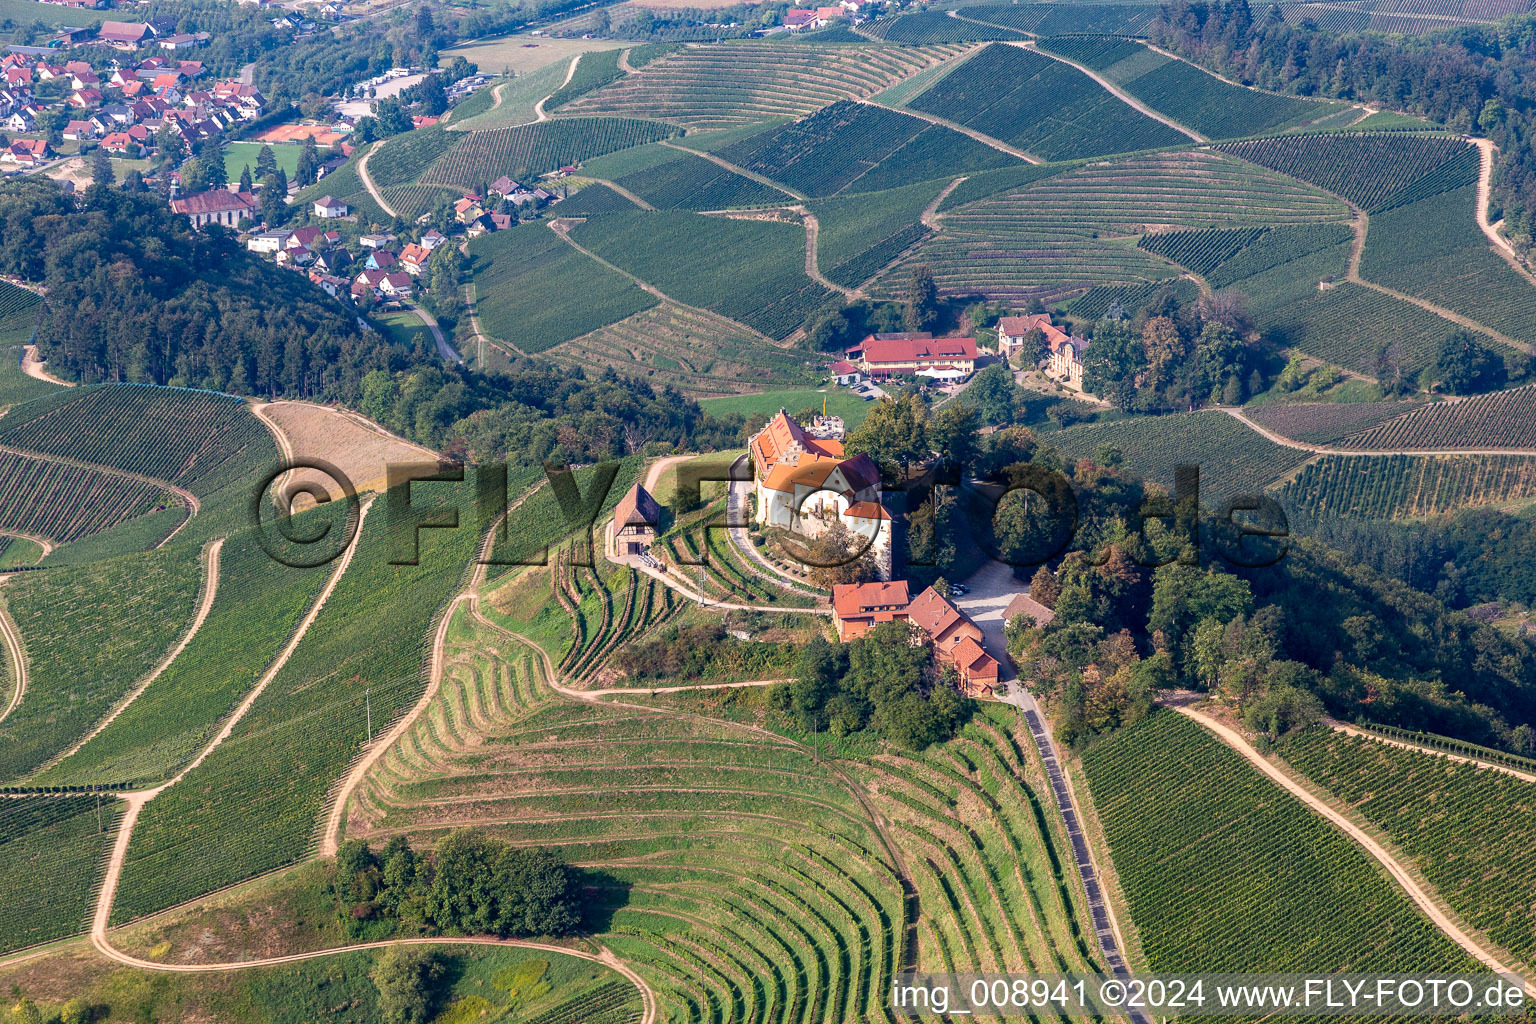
left=0, top=578, right=26, bottom=726
left=1172, top=702, right=1536, bottom=996
left=1473, top=138, right=1536, bottom=286
left=20, top=346, right=74, bottom=388
left=39, top=538, right=225, bottom=774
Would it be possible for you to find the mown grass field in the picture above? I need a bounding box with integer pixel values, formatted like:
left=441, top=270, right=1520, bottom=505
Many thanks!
left=700, top=388, right=874, bottom=427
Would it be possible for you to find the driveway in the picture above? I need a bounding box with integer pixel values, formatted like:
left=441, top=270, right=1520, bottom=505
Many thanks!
left=953, top=556, right=1025, bottom=685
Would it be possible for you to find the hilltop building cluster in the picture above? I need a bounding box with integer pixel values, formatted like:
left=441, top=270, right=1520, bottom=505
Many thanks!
left=831, top=579, right=1001, bottom=697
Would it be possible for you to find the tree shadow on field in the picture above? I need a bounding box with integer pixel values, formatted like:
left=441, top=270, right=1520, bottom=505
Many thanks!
left=578, top=868, right=633, bottom=933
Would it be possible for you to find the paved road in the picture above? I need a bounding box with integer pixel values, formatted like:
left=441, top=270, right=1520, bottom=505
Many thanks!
left=404, top=300, right=462, bottom=364
left=953, top=556, right=1022, bottom=684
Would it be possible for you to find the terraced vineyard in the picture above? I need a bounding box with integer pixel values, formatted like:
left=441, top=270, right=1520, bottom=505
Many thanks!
left=0, top=451, right=174, bottom=544
left=0, top=544, right=202, bottom=781
left=548, top=303, right=819, bottom=396
left=468, top=221, right=659, bottom=354
left=1217, top=134, right=1470, bottom=210
left=0, top=385, right=277, bottom=496
left=876, top=151, right=1346, bottom=304
left=349, top=616, right=907, bottom=1024
left=905, top=44, right=1190, bottom=159
left=348, top=595, right=1099, bottom=1023
left=559, top=42, right=967, bottom=128
left=422, top=118, right=677, bottom=190
left=717, top=100, right=1014, bottom=198
left=847, top=708, right=1102, bottom=977
left=0, top=797, right=123, bottom=955
left=1082, top=711, right=1483, bottom=975
left=1333, top=384, right=1536, bottom=450
left=1278, top=728, right=1536, bottom=966
left=37, top=516, right=343, bottom=788
left=1282, top=454, right=1536, bottom=518
left=1047, top=410, right=1312, bottom=501
left=570, top=210, right=831, bottom=340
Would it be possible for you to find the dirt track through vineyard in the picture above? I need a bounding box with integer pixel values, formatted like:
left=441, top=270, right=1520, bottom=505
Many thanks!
left=1172, top=701, right=1536, bottom=997
left=41, top=538, right=225, bottom=773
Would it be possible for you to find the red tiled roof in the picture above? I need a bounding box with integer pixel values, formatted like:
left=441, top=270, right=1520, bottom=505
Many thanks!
left=832, top=580, right=910, bottom=621
left=170, top=189, right=259, bottom=215
left=860, top=335, right=977, bottom=365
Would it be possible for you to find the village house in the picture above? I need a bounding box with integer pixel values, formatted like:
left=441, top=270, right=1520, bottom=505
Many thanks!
left=907, top=586, right=999, bottom=696
left=1, top=138, right=50, bottom=167
left=364, top=249, right=398, bottom=271
left=832, top=581, right=1000, bottom=695
left=851, top=333, right=977, bottom=381
left=399, top=243, right=432, bottom=276
left=247, top=229, right=292, bottom=254
left=831, top=580, right=910, bottom=641
left=378, top=272, right=413, bottom=298
left=313, top=195, right=349, bottom=218
left=611, top=482, right=662, bottom=557
left=351, top=267, right=388, bottom=298
left=829, top=359, right=862, bottom=386
left=1044, top=332, right=1089, bottom=391
left=420, top=229, right=448, bottom=251
left=171, top=188, right=260, bottom=229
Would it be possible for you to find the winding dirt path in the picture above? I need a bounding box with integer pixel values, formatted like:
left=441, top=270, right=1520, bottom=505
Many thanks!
left=534, top=55, right=581, bottom=122
left=89, top=934, right=655, bottom=1024
left=0, top=530, right=52, bottom=560
left=1472, top=138, right=1536, bottom=287
left=589, top=177, right=655, bottom=210
left=1216, top=405, right=1536, bottom=457
left=473, top=606, right=918, bottom=969
left=92, top=498, right=376, bottom=950
left=0, top=578, right=26, bottom=727
left=921, top=176, right=966, bottom=229
left=19, top=346, right=74, bottom=388
left=1013, top=40, right=1207, bottom=144
left=356, top=143, right=396, bottom=219
left=660, top=139, right=805, bottom=200
left=1171, top=702, right=1536, bottom=996
left=856, top=96, right=1039, bottom=164
left=40, top=538, right=225, bottom=775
